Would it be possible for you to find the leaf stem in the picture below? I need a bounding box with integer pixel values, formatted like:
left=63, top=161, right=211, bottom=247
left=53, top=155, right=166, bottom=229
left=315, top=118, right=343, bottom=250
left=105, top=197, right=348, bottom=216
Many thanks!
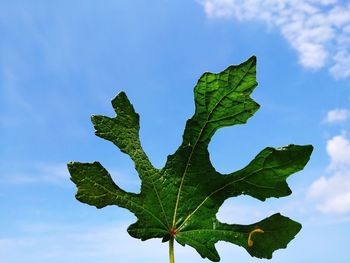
left=169, top=238, right=175, bottom=263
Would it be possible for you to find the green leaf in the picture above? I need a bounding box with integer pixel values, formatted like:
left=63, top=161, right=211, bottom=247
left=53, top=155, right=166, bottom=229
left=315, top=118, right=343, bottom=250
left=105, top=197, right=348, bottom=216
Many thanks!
left=68, top=56, right=313, bottom=262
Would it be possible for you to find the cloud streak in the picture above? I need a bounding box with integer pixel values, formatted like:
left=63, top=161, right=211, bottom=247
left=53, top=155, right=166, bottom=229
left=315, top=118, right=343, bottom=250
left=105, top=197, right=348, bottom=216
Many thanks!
left=0, top=222, right=217, bottom=263
left=198, top=0, right=350, bottom=78
left=0, top=223, right=166, bottom=262
left=324, top=108, right=350, bottom=124
left=1, top=163, right=70, bottom=185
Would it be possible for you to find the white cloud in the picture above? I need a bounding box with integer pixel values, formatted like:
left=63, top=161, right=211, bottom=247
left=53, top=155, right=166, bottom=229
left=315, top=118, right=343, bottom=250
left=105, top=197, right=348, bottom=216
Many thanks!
left=309, top=171, right=350, bottom=213
left=308, top=133, right=350, bottom=214
left=330, top=50, right=350, bottom=78
left=198, top=0, right=350, bottom=78
left=327, top=133, right=350, bottom=169
left=325, top=108, right=350, bottom=123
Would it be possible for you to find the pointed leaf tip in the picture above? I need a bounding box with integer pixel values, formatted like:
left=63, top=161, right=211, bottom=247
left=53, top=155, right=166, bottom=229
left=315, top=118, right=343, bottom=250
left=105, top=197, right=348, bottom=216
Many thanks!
left=249, top=55, right=257, bottom=63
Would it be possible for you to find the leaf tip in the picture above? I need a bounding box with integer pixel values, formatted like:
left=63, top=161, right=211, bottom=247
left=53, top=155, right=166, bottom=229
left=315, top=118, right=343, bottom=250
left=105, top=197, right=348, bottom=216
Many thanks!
left=295, top=144, right=314, bottom=166
left=90, top=114, right=97, bottom=121
left=111, top=91, right=128, bottom=107
left=67, top=161, right=77, bottom=173
left=305, top=144, right=314, bottom=155
left=249, top=55, right=257, bottom=64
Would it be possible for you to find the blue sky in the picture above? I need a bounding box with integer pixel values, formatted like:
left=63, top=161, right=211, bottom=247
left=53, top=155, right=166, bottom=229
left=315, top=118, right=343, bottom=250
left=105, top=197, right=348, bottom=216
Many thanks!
left=1, top=0, right=350, bottom=262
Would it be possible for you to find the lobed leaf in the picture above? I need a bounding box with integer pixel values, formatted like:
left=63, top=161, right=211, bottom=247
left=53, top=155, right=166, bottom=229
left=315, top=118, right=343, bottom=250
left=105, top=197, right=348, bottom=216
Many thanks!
left=68, top=56, right=313, bottom=261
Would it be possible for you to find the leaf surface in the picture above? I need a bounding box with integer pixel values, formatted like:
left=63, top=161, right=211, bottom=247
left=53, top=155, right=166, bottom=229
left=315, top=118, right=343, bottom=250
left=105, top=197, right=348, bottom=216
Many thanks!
left=68, top=56, right=313, bottom=261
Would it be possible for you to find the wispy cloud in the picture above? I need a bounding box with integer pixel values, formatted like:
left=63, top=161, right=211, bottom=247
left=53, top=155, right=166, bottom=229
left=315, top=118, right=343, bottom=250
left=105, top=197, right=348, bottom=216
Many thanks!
left=0, top=223, right=164, bottom=262
left=1, top=163, right=70, bottom=185
left=308, top=132, right=350, bottom=214
left=324, top=108, right=350, bottom=124
left=217, top=200, right=272, bottom=226
left=0, top=66, right=38, bottom=128
left=1, top=162, right=141, bottom=195
left=0, top=222, right=206, bottom=263
left=198, top=0, right=350, bottom=78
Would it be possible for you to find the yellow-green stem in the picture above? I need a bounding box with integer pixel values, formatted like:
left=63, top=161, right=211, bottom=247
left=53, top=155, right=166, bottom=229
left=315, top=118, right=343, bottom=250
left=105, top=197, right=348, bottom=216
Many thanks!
left=169, top=238, right=175, bottom=263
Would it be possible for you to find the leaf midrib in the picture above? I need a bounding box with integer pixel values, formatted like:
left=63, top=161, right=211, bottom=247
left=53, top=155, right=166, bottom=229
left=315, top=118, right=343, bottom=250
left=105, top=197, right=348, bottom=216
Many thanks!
left=175, top=159, right=296, bottom=232
left=172, top=62, right=255, bottom=229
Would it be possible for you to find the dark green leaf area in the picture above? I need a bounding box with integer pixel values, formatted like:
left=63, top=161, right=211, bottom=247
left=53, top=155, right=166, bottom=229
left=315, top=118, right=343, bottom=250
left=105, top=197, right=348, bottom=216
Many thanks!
left=68, top=56, right=313, bottom=261
left=176, top=213, right=301, bottom=261
left=183, top=56, right=259, bottom=146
